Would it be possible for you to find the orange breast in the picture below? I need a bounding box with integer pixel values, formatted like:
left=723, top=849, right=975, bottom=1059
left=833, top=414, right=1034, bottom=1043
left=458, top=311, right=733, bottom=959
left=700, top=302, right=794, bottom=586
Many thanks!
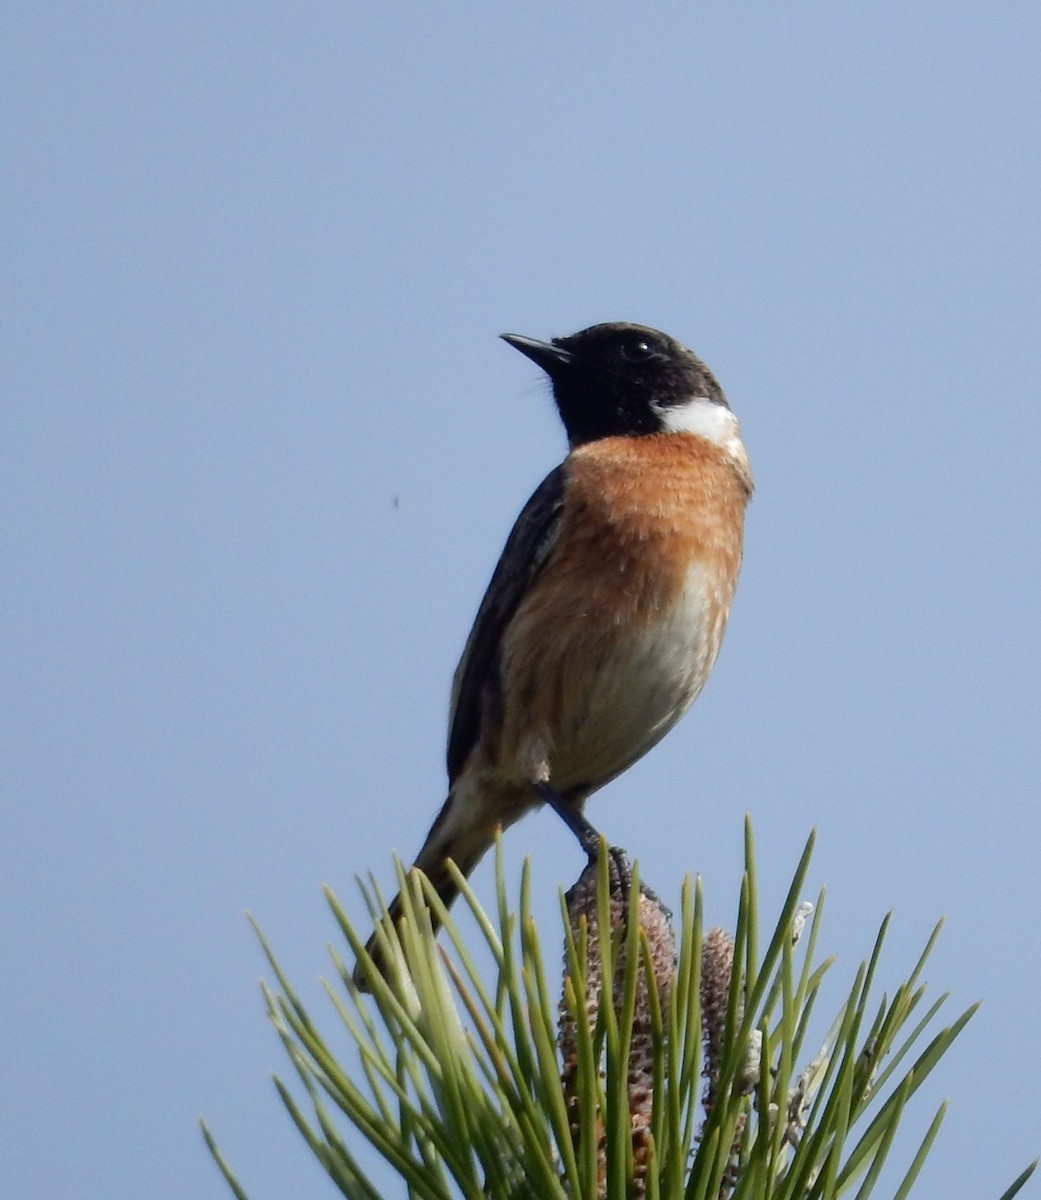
left=560, top=433, right=749, bottom=619
left=495, top=433, right=750, bottom=790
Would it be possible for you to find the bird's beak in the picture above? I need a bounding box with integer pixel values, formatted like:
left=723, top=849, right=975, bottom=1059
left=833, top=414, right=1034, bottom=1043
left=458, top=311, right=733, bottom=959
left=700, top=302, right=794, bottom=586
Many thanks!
left=500, top=333, right=575, bottom=373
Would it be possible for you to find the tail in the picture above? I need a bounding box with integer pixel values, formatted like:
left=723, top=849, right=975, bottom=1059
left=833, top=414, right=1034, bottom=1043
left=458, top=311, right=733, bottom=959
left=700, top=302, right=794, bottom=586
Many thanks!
left=353, top=785, right=496, bottom=991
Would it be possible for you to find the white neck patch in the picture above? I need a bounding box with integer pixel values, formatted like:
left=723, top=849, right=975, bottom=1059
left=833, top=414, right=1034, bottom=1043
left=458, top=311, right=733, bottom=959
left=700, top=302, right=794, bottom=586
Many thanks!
left=654, top=395, right=744, bottom=456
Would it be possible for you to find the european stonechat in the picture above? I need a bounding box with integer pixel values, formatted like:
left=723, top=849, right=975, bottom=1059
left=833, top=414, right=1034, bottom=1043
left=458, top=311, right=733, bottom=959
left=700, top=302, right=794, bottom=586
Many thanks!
left=356, top=322, right=752, bottom=985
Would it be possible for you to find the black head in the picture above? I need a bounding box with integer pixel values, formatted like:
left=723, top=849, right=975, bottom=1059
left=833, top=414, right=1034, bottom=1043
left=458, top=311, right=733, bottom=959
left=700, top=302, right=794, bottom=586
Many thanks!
left=501, top=322, right=729, bottom=448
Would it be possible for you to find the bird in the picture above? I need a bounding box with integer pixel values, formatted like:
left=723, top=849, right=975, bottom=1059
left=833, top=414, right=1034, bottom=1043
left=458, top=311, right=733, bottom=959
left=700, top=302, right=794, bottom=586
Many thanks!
left=355, top=321, right=753, bottom=987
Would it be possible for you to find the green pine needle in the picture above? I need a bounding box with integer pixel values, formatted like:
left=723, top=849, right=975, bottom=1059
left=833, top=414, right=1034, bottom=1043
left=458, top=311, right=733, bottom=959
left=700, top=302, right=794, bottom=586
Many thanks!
left=203, top=828, right=1034, bottom=1200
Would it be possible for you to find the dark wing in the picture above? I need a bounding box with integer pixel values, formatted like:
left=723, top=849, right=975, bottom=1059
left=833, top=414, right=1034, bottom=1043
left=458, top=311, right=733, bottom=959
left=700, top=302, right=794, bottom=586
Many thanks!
left=446, top=464, right=567, bottom=783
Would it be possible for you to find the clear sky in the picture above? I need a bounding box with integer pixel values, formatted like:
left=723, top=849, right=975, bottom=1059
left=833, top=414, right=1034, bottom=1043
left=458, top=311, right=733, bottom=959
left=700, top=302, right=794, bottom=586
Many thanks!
left=3, top=4, right=1039, bottom=1198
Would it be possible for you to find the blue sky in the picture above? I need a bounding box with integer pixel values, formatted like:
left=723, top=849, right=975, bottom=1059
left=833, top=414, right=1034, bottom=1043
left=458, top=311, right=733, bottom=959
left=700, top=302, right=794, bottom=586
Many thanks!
left=3, top=4, right=1039, bottom=1198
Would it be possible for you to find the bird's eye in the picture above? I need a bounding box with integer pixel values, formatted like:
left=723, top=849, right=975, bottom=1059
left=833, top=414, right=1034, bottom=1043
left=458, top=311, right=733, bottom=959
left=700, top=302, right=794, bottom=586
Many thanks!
left=621, top=337, right=655, bottom=362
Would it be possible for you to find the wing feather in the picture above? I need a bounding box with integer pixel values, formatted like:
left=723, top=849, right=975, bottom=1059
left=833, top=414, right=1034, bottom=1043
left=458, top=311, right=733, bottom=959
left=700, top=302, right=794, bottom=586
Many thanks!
left=445, top=465, right=567, bottom=782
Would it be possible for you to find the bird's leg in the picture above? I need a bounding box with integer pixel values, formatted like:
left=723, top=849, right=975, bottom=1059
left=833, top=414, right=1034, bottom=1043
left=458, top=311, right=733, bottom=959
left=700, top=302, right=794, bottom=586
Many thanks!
left=533, top=782, right=631, bottom=898
left=533, top=782, right=601, bottom=856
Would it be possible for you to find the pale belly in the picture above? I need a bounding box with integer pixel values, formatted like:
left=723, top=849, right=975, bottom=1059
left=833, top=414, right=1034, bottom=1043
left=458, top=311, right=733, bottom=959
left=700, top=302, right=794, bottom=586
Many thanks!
left=500, top=562, right=729, bottom=794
